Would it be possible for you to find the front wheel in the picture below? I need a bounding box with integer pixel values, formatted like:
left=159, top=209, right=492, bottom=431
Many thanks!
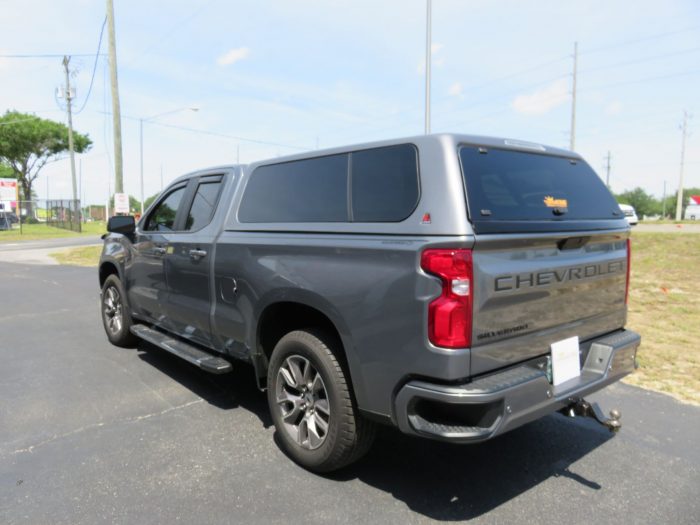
left=267, top=329, right=375, bottom=473
left=101, top=274, right=138, bottom=347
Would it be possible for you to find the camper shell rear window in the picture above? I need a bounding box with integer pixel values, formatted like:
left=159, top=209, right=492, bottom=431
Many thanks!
left=458, top=146, right=624, bottom=233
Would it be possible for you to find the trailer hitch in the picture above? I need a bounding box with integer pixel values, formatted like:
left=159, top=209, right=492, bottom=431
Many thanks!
left=563, top=398, right=622, bottom=433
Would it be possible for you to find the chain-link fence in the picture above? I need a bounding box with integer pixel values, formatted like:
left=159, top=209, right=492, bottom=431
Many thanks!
left=0, top=200, right=91, bottom=234
left=46, top=200, right=82, bottom=232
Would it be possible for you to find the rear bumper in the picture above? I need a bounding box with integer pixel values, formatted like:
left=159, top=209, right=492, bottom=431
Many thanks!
left=394, top=329, right=640, bottom=442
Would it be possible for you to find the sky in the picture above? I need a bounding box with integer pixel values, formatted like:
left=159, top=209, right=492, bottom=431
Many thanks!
left=1, top=0, right=699, bottom=207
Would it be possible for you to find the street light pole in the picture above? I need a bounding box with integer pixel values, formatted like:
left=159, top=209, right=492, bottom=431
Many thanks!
left=424, top=0, right=432, bottom=135
left=139, top=117, right=144, bottom=215
left=139, top=107, right=198, bottom=214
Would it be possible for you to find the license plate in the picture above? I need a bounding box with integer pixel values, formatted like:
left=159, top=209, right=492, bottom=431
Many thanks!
left=550, top=336, right=581, bottom=386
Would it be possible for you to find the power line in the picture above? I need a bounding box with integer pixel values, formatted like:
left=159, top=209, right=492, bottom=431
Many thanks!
left=316, top=26, right=697, bottom=142
left=579, top=46, right=700, bottom=75
left=580, top=69, right=700, bottom=92
left=129, top=0, right=217, bottom=64
left=96, top=110, right=306, bottom=151
left=148, top=120, right=307, bottom=151
left=74, top=17, right=108, bottom=114
left=580, top=25, right=700, bottom=55
left=0, top=53, right=106, bottom=58
left=318, top=57, right=571, bottom=141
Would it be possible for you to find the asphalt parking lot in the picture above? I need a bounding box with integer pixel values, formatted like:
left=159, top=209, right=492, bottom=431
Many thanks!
left=1, top=260, right=699, bottom=524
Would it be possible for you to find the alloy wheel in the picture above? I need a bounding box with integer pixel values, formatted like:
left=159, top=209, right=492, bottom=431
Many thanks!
left=103, top=286, right=123, bottom=336
left=275, top=355, right=330, bottom=450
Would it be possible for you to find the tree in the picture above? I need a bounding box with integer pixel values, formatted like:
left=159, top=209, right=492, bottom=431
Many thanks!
left=128, top=194, right=140, bottom=213
left=144, top=192, right=160, bottom=211
left=0, top=111, right=92, bottom=208
left=0, top=162, right=14, bottom=178
left=615, top=187, right=660, bottom=218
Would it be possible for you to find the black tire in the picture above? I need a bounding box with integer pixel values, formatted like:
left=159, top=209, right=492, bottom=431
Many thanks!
left=267, top=329, right=375, bottom=473
left=100, top=274, right=138, bottom=347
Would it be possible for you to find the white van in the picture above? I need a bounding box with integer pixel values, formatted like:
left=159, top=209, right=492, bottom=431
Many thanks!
left=618, top=203, right=638, bottom=226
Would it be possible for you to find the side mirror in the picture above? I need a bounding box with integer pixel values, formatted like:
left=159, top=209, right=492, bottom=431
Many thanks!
left=107, top=215, right=136, bottom=235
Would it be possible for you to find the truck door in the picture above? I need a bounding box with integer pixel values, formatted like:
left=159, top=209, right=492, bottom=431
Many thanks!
left=128, top=183, right=189, bottom=327
left=163, top=174, right=225, bottom=347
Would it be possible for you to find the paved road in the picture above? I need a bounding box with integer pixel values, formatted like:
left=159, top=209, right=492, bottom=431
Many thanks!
left=0, top=235, right=102, bottom=252
left=0, top=236, right=101, bottom=264
left=1, top=263, right=698, bottom=524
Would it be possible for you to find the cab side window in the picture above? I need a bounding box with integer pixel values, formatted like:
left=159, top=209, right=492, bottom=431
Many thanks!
left=184, top=180, right=223, bottom=231
left=144, top=186, right=186, bottom=232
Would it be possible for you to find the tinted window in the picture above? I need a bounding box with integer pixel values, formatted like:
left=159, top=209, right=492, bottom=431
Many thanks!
left=459, top=146, right=620, bottom=222
left=351, top=144, right=419, bottom=222
left=239, top=154, right=348, bottom=222
left=184, top=181, right=222, bottom=231
left=145, top=186, right=185, bottom=231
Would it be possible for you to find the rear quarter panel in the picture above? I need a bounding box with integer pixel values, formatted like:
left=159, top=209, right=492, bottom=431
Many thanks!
left=211, top=232, right=474, bottom=417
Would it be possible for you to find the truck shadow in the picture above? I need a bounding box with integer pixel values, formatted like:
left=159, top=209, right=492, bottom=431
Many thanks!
left=135, top=341, right=273, bottom=428
left=135, top=340, right=611, bottom=521
left=330, top=417, right=610, bottom=521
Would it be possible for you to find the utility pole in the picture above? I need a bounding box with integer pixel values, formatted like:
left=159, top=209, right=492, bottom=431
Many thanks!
left=604, top=151, right=611, bottom=187
left=62, top=56, right=78, bottom=204
left=662, top=180, right=667, bottom=219
left=79, top=158, right=83, bottom=222
left=106, top=0, right=124, bottom=193
left=424, top=0, right=432, bottom=135
left=569, top=41, right=578, bottom=151
left=675, top=110, right=690, bottom=221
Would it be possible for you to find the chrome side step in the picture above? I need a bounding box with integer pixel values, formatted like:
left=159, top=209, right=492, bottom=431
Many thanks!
left=130, top=324, right=232, bottom=374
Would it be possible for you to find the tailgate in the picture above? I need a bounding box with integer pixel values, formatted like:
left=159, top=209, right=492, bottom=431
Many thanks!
left=470, top=231, right=629, bottom=374
left=457, top=142, right=630, bottom=375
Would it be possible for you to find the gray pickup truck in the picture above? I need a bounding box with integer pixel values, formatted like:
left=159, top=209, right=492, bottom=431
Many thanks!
left=99, top=133, right=640, bottom=472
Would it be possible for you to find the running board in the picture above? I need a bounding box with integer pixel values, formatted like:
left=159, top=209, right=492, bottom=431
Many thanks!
left=130, top=324, right=232, bottom=374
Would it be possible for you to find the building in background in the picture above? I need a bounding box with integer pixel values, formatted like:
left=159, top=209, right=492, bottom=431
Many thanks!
left=685, top=196, right=700, bottom=221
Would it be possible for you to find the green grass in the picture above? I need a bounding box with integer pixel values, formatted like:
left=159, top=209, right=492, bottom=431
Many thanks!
left=624, top=232, right=700, bottom=404
left=0, top=221, right=106, bottom=242
left=50, top=245, right=102, bottom=267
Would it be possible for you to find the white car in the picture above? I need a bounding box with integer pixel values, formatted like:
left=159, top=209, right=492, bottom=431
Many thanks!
left=618, top=203, right=638, bottom=226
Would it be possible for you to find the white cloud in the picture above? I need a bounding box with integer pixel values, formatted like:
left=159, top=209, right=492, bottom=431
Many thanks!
left=605, top=100, right=622, bottom=115
left=511, top=78, right=569, bottom=115
left=448, top=82, right=463, bottom=97
left=216, top=47, right=250, bottom=66
left=431, top=42, right=444, bottom=54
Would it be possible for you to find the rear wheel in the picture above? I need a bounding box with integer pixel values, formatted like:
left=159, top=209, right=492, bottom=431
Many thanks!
left=101, top=274, right=138, bottom=347
left=267, top=329, right=375, bottom=473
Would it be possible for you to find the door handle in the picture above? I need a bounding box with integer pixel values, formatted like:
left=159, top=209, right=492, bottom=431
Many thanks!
left=189, top=249, right=207, bottom=259
left=153, top=246, right=167, bottom=255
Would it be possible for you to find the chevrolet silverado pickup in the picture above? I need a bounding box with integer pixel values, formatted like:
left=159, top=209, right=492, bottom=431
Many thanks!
left=99, top=134, right=640, bottom=472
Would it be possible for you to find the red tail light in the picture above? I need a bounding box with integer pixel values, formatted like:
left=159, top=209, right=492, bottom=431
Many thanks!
left=421, top=249, right=473, bottom=348
left=625, top=238, right=631, bottom=305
